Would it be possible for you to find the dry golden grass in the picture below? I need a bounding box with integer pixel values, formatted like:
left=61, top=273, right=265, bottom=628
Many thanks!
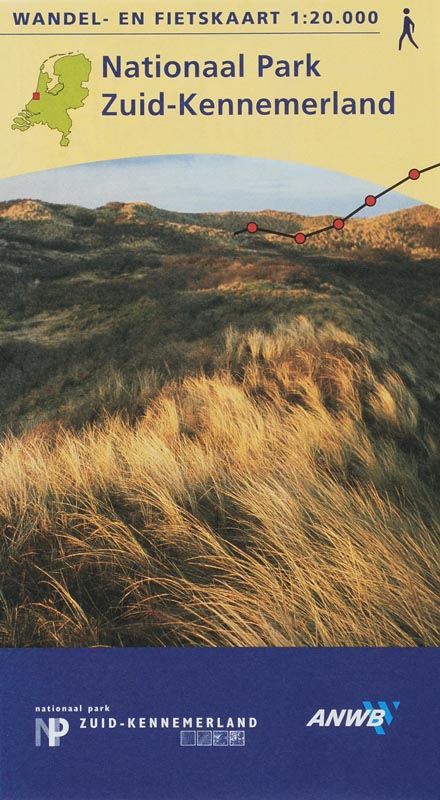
left=1, top=318, right=439, bottom=647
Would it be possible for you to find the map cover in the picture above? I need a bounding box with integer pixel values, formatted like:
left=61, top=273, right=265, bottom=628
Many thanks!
left=0, top=1, right=439, bottom=797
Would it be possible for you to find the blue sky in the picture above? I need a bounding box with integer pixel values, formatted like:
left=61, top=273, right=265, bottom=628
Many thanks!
left=0, top=155, right=419, bottom=216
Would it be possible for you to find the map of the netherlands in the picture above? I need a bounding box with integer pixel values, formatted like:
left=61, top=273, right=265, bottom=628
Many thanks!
left=11, top=52, right=91, bottom=147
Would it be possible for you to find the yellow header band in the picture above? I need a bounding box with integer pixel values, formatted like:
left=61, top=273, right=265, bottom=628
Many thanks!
left=1, top=0, right=438, bottom=206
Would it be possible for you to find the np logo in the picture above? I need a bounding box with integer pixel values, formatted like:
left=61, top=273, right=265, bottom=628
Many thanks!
left=35, top=718, right=70, bottom=747
left=306, top=701, right=400, bottom=735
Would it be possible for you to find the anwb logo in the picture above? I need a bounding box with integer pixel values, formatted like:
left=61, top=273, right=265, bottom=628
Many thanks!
left=35, top=718, right=70, bottom=747
left=306, top=700, right=400, bottom=735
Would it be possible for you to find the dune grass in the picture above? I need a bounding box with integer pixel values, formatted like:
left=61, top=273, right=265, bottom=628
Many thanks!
left=1, top=317, right=439, bottom=647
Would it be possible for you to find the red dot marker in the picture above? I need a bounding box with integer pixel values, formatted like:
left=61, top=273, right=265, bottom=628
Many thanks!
left=333, top=218, right=344, bottom=230
left=409, top=168, right=420, bottom=180
left=33, top=92, right=40, bottom=101
left=247, top=222, right=258, bottom=234
left=365, top=195, right=376, bottom=207
left=294, top=232, right=306, bottom=244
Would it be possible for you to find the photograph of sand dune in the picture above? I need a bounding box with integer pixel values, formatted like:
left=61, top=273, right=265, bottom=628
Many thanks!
left=1, top=156, right=439, bottom=648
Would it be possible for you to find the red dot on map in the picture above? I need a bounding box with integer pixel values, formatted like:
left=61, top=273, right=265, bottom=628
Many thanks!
left=333, top=218, right=344, bottom=230
left=409, top=168, right=420, bottom=180
left=294, top=232, right=306, bottom=244
left=33, top=92, right=40, bottom=101
left=247, top=222, right=258, bottom=233
left=365, top=195, right=376, bottom=207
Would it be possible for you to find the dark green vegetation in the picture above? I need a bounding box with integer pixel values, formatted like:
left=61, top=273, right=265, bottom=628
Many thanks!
left=1, top=200, right=439, bottom=434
